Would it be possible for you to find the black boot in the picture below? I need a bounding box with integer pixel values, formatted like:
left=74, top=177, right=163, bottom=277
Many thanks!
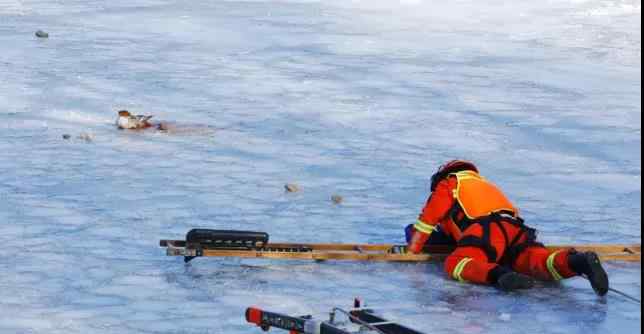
left=489, top=266, right=536, bottom=292
left=496, top=272, right=536, bottom=291
left=569, top=251, right=609, bottom=296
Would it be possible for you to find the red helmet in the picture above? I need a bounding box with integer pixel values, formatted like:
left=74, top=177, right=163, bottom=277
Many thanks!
left=430, top=160, right=479, bottom=191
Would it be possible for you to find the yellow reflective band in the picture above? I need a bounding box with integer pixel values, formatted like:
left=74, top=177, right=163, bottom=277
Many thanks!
left=414, top=220, right=437, bottom=235
left=547, top=251, right=565, bottom=281
left=452, top=258, right=474, bottom=283
left=450, top=171, right=480, bottom=199
left=451, top=171, right=481, bottom=200
left=452, top=171, right=483, bottom=181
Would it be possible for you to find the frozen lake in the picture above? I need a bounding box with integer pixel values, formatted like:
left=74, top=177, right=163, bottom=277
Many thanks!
left=0, top=0, right=641, bottom=333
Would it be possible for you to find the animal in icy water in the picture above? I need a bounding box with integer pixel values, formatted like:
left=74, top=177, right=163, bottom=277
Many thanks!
left=115, top=110, right=154, bottom=130
left=115, top=110, right=217, bottom=136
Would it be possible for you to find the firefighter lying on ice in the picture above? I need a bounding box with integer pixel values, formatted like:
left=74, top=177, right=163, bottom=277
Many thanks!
left=405, top=160, right=609, bottom=295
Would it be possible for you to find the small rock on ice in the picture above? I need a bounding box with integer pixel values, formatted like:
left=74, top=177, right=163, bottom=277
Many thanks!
left=35, top=30, right=49, bottom=38
left=78, top=133, right=94, bottom=142
left=331, top=195, right=343, bottom=204
left=284, top=183, right=300, bottom=193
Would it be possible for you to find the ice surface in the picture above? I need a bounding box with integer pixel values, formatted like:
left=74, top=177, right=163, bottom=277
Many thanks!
left=0, top=0, right=641, bottom=333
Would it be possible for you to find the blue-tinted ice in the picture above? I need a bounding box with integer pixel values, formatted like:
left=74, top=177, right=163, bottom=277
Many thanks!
left=0, top=0, right=640, bottom=333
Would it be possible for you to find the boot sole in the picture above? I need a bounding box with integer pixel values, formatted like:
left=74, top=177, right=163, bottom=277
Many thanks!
left=585, top=253, right=609, bottom=296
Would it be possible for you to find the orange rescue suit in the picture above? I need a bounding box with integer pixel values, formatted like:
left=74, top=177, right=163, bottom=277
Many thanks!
left=410, top=170, right=579, bottom=285
left=413, top=171, right=518, bottom=244
left=451, top=171, right=518, bottom=220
